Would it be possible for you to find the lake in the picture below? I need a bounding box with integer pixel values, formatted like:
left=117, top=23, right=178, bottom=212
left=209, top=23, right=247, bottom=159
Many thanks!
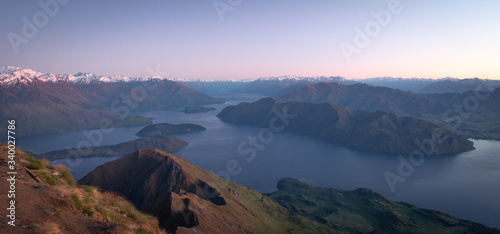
left=19, top=92, right=500, bottom=229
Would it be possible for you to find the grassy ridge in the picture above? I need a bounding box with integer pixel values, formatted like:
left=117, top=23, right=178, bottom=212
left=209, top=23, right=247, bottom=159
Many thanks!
left=266, top=178, right=499, bottom=234
left=2, top=146, right=163, bottom=233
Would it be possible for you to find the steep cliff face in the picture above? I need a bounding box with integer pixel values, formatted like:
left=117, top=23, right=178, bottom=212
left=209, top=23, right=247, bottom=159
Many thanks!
left=79, top=149, right=335, bottom=233
left=217, top=98, right=474, bottom=155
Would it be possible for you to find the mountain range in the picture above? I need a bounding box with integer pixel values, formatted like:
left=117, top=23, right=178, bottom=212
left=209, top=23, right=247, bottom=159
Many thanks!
left=279, top=82, right=500, bottom=140
left=418, top=78, right=500, bottom=94
left=214, top=76, right=500, bottom=97
left=0, top=66, right=224, bottom=136
left=232, top=75, right=356, bottom=97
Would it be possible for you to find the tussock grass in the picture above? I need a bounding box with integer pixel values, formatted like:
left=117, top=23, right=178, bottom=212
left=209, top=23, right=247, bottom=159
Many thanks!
left=54, top=165, right=76, bottom=186
left=10, top=147, right=162, bottom=233
left=26, top=154, right=51, bottom=170
left=71, top=194, right=83, bottom=212
left=39, top=171, right=61, bottom=185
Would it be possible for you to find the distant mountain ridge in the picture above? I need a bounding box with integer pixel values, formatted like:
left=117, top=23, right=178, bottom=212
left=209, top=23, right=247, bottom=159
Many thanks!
left=419, top=78, right=500, bottom=94
left=354, top=77, right=445, bottom=92
left=233, top=75, right=357, bottom=96
left=279, top=82, right=500, bottom=140
left=279, top=82, right=449, bottom=116
left=0, top=66, right=171, bottom=86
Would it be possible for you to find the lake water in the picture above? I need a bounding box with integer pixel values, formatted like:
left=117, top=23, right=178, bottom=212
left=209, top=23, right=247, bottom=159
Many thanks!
left=19, top=92, right=500, bottom=229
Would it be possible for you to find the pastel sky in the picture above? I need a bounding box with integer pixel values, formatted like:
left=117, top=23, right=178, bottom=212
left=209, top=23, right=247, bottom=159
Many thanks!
left=1, top=0, right=499, bottom=80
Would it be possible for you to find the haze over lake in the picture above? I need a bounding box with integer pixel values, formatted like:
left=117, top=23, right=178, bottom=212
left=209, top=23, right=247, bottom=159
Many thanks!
left=20, top=93, right=500, bottom=229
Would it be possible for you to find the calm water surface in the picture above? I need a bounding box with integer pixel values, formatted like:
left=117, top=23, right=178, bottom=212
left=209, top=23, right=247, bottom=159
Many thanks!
left=19, top=93, right=500, bottom=228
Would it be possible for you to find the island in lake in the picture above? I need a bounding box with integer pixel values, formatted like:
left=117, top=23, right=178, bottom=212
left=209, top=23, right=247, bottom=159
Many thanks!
left=136, top=123, right=206, bottom=137
left=182, top=106, right=216, bottom=114
left=36, top=136, right=187, bottom=160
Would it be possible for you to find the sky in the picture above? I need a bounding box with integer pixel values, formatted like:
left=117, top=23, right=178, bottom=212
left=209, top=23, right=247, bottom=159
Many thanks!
left=1, top=0, right=499, bottom=80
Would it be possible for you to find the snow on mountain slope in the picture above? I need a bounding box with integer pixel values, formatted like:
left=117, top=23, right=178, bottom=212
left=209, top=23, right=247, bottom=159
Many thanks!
left=257, top=75, right=348, bottom=82
left=0, top=66, right=171, bottom=86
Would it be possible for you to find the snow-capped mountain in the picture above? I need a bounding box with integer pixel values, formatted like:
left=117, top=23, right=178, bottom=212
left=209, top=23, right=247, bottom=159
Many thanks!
left=0, top=66, right=225, bottom=136
left=256, top=75, right=349, bottom=82
left=233, top=75, right=357, bottom=97
left=0, top=66, right=59, bottom=86
left=0, top=66, right=170, bottom=86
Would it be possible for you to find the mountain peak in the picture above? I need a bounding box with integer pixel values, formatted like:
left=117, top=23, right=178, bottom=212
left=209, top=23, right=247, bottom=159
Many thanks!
left=0, top=66, right=43, bottom=76
left=0, top=66, right=175, bottom=86
left=0, top=66, right=57, bottom=86
left=79, top=149, right=330, bottom=233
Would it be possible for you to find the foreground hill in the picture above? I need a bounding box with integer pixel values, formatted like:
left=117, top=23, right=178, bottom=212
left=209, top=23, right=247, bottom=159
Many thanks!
left=4, top=146, right=497, bottom=233
left=217, top=98, right=474, bottom=155
left=267, top=178, right=499, bottom=234
left=79, top=149, right=335, bottom=233
left=36, top=136, right=188, bottom=160
left=0, top=144, right=163, bottom=233
left=0, top=66, right=224, bottom=136
left=78, top=149, right=498, bottom=233
left=280, top=82, right=500, bottom=140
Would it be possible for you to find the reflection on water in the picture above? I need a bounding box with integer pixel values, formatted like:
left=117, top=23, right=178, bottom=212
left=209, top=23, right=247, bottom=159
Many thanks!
left=19, top=93, right=500, bottom=229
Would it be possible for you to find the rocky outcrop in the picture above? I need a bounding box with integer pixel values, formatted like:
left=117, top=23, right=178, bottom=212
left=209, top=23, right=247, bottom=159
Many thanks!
left=79, top=149, right=334, bottom=233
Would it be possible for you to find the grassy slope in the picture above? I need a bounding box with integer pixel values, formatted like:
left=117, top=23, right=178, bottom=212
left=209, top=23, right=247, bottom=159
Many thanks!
left=2, top=146, right=338, bottom=233
left=201, top=170, right=338, bottom=233
left=267, top=178, right=499, bottom=234
left=0, top=145, right=163, bottom=234
left=137, top=150, right=339, bottom=234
